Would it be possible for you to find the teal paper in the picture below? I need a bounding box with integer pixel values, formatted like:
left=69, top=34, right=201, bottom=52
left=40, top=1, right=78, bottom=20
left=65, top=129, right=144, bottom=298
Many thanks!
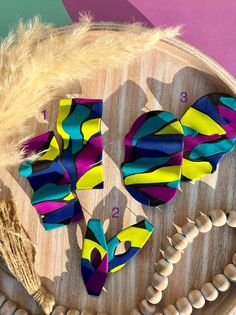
left=0, top=0, right=71, bottom=38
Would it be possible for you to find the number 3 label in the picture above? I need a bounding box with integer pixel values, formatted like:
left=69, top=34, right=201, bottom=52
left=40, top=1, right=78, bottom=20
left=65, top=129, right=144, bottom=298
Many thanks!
left=180, top=92, right=188, bottom=103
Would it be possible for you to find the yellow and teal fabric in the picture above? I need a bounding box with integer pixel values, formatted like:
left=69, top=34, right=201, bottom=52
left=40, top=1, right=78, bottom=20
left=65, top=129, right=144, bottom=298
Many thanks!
left=19, top=131, right=83, bottom=230
left=81, top=219, right=154, bottom=296
left=180, top=93, right=236, bottom=181
left=107, top=219, right=154, bottom=273
left=57, top=98, right=104, bottom=190
left=81, top=220, right=108, bottom=296
left=122, top=111, right=184, bottom=206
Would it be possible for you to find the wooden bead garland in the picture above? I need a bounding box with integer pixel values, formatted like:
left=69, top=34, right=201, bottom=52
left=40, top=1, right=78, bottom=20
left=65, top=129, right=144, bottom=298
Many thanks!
left=14, top=310, right=29, bottom=315
left=213, top=274, right=231, bottom=292
left=145, top=286, right=162, bottom=304
left=0, top=300, right=17, bottom=315
left=156, top=259, right=173, bottom=277
left=133, top=208, right=236, bottom=315
left=188, top=290, right=205, bottom=309
left=171, top=233, right=188, bottom=251
left=66, top=310, right=80, bottom=315
left=224, top=264, right=236, bottom=282
left=209, top=209, right=227, bottom=226
left=181, top=222, right=199, bottom=240
left=195, top=213, right=212, bottom=233
left=0, top=293, right=29, bottom=315
left=227, top=211, right=236, bottom=227
left=233, top=253, right=236, bottom=265
left=52, top=306, right=67, bottom=315
left=175, top=297, right=192, bottom=315
left=0, top=294, right=6, bottom=308
left=163, top=246, right=181, bottom=264
left=201, top=282, right=218, bottom=301
left=130, top=308, right=142, bottom=315
left=0, top=295, right=109, bottom=315
left=138, top=299, right=156, bottom=315
left=163, top=305, right=179, bottom=315
left=151, top=273, right=168, bottom=291
left=80, top=310, right=94, bottom=315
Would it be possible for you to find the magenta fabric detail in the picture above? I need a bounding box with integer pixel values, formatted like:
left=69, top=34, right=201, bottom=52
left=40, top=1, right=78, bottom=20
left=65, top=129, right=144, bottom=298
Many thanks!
left=218, top=105, right=236, bottom=137
left=75, top=135, right=103, bottom=178
left=166, top=151, right=183, bottom=166
left=184, top=134, right=220, bottom=151
left=139, top=186, right=178, bottom=203
left=21, top=131, right=51, bottom=157
left=34, top=201, right=69, bottom=214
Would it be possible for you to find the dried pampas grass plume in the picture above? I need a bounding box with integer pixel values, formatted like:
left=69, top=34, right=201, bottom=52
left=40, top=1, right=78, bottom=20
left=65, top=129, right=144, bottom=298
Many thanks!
left=0, top=199, right=55, bottom=314
left=0, top=16, right=181, bottom=168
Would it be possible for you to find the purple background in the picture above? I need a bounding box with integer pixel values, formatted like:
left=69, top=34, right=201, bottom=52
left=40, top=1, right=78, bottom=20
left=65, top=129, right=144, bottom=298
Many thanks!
left=62, top=0, right=236, bottom=78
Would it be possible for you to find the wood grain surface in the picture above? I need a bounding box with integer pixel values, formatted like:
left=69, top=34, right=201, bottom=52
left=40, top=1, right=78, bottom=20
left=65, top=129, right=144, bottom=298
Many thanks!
left=0, top=31, right=235, bottom=315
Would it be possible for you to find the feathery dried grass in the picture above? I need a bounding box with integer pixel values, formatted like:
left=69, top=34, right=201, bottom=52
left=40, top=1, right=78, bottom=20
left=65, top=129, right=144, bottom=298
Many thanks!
left=0, top=16, right=181, bottom=168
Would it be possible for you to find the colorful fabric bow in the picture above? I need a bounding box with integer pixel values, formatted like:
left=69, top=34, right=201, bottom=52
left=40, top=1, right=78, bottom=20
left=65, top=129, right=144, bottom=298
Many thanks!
left=122, top=93, right=236, bottom=206
left=81, top=219, right=154, bottom=296
left=19, top=98, right=104, bottom=230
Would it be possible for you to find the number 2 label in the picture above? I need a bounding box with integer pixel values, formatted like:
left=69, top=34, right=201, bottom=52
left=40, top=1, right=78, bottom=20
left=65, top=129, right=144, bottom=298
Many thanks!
left=112, top=207, right=120, bottom=218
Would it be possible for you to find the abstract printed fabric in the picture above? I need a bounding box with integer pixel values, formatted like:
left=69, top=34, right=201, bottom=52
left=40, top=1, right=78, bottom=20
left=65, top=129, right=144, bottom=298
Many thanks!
left=181, top=93, right=236, bottom=181
left=122, top=111, right=184, bottom=206
left=81, top=219, right=154, bottom=296
left=19, top=98, right=104, bottom=230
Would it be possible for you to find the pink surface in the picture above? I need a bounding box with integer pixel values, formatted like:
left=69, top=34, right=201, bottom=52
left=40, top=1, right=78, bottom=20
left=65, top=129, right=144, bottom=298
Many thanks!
left=62, top=0, right=236, bottom=78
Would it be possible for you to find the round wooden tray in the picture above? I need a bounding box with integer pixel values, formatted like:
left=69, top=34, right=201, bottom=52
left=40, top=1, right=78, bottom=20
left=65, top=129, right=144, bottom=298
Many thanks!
left=0, top=24, right=236, bottom=315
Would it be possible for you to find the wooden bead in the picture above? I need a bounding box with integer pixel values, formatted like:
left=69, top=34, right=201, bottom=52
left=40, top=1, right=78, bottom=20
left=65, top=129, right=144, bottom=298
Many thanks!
left=156, top=259, right=173, bottom=277
left=195, top=213, right=212, bottom=233
left=224, top=264, right=236, bottom=282
left=163, top=305, right=179, bottom=315
left=227, top=211, right=236, bottom=227
left=67, top=310, right=80, bottom=315
left=201, top=282, right=218, bottom=301
left=164, top=246, right=182, bottom=264
left=81, top=311, right=94, bottom=315
left=14, top=310, right=29, bottom=315
left=175, top=297, right=192, bottom=315
left=233, top=253, right=236, bottom=265
left=171, top=234, right=188, bottom=250
left=0, top=294, right=6, bottom=308
left=130, top=309, right=142, bottom=315
left=209, top=209, right=227, bottom=226
left=181, top=222, right=199, bottom=240
left=145, top=286, right=162, bottom=304
left=188, top=290, right=205, bottom=309
left=213, top=274, right=231, bottom=292
left=52, top=306, right=67, bottom=315
left=153, top=313, right=163, bottom=315
left=151, top=273, right=168, bottom=291
left=0, top=300, right=17, bottom=315
left=138, top=299, right=156, bottom=315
